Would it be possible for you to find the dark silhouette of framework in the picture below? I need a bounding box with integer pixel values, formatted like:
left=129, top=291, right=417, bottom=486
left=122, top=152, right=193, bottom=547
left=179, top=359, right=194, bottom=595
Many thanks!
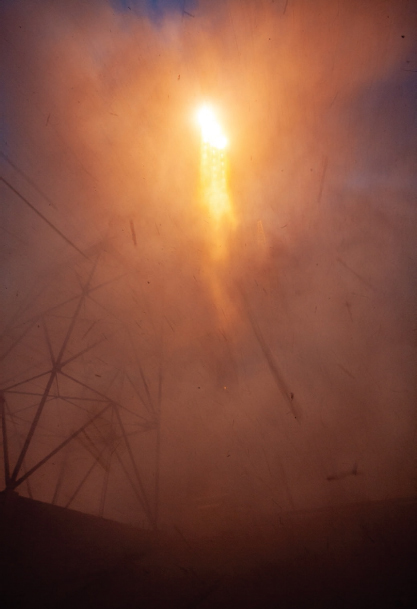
left=0, top=250, right=162, bottom=529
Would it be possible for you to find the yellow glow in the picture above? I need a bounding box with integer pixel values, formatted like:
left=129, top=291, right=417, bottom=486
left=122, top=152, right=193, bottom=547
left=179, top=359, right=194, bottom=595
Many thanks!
left=196, top=102, right=235, bottom=281
left=197, top=105, right=228, bottom=150
left=196, top=104, right=236, bottom=320
left=197, top=104, right=233, bottom=224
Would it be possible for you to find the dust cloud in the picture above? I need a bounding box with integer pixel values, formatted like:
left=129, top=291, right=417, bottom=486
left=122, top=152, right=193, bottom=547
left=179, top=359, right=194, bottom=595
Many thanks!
left=1, top=0, right=416, bottom=536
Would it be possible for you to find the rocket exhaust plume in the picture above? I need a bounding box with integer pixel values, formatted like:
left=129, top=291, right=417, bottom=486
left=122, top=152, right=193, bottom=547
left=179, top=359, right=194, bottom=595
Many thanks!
left=197, top=104, right=234, bottom=231
left=196, top=103, right=236, bottom=322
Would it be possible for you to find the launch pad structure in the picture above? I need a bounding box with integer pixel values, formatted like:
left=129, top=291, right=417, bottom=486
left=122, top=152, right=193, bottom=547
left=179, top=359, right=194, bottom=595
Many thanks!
left=0, top=245, right=162, bottom=529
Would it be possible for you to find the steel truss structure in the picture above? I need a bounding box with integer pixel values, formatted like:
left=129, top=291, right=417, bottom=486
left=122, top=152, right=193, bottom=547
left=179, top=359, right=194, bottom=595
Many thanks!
left=0, top=248, right=161, bottom=529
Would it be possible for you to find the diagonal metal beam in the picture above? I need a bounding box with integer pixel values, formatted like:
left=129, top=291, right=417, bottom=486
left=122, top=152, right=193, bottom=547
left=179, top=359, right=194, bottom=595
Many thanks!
left=1, top=152, right=58, bottom=211
left=5, top=391, right=109, bottom=402
left=12, top=403, right=112, bottom=489
left=42, top=316, right=55, bottom=366
left=51, top=443, right=69, bottom=505
left=5, top=295, right=79, bottom=335
left=125, top=372, right=153, bottom=417
left=99, top=410, right=115, bottom=517
left=55, top=394, right=109, bottom=403
left=241, top=290, right=301, bottom=421
left=11, top=396, right=55, bottom=416
left=86, top=274, right=128, bottom=296
left=60, top=336, right=108, bottom=368
left=0, top=281, right=45, bottom=342
left=1, top=370, right=52, bottom=393
left=56, top=396, right=94, bottom=417
left=154, top=364, right=163, bottom=529
left=54, top=294, right=85, bottom=364
left=77, top=427, right=108, bottom=469
left=59, top=371, right=150, bottom=421
left=9, top=369, right=58, bottom=482
left=0, top=177, right=88, bottom=259
left=9, top=270, right=97, bottom=482
left=128, top=335, right=156, bottom=415
left=0, top=319, right=38, bottom=363
left=64, top=451, right=104, bottom=509
left=1, top=393, right=10, bottom=485
left=85, top=293, right=122, bottom=322
left=113, top=445, right=149, bottom=521
left=113, top=404, right=154, bottom=527
left=4, top=400, right=34, bottom=499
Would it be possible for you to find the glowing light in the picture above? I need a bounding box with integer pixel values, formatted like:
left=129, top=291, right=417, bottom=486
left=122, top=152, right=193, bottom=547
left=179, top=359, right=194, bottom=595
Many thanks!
left=196, top=102, right=234, bottom=267
left=195, top=104, right=235, bottom=318
left=197, top=105, right=228, bottom=150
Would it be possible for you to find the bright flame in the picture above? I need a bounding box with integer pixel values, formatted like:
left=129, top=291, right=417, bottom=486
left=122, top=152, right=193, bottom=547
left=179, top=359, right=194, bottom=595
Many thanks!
left=197, top=106, right=228, bottom=150
left=196, top=102, right=234, bottom=272
left=196, top=104, right=236, bottom=320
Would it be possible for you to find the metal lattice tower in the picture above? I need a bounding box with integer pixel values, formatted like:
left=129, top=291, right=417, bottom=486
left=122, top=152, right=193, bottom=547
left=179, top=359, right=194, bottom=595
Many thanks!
left=0, top=247, right=162, bottom=529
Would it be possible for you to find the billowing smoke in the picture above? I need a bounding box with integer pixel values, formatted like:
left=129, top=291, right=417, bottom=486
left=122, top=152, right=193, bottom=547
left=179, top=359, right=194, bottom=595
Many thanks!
left=1, top=0, right=416, bottom=534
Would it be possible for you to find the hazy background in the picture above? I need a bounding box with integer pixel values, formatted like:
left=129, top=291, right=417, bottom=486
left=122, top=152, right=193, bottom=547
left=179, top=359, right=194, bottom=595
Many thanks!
left=1, top=0, right=416, bottom=535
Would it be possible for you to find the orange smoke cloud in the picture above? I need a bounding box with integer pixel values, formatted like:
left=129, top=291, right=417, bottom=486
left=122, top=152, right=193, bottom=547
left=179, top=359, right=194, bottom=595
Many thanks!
left=1, top=0, right=416, bottom=531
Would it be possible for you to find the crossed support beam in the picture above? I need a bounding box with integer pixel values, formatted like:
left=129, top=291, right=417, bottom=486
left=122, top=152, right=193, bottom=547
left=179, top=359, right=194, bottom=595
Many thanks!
left=6, top=402, right=112, bottom=491
left=1, top=397, right=157, bottom=529
left=1, top=379, right=158, bottom=529
left=1, top=393, right=10, bottom=487
left=0, top=257, right=160, bottom=529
